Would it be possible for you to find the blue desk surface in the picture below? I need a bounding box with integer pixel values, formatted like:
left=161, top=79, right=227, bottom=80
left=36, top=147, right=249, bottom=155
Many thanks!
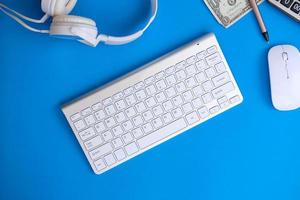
left=1, top=0, right=300, bottom=200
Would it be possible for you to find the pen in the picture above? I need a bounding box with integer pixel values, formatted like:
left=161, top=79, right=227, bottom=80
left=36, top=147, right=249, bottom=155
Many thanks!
left=249, top=0, right=269, bottom=42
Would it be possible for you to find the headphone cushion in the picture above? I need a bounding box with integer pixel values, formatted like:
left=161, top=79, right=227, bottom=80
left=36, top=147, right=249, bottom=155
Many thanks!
left=52, top=15, right=96, bottom=26
left=50, top=15, right=97, bottom=39
left=41, top=0, right=77, bottom=16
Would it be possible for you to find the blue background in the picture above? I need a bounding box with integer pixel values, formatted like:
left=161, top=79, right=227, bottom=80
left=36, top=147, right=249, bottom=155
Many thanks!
left=1, top=0, right=300, bottom=200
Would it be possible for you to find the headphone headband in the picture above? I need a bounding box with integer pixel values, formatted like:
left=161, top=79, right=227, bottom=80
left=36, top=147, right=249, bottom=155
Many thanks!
left=0, top=0, right=158, bottom=47
left=70, top=0, right=158, bottom=46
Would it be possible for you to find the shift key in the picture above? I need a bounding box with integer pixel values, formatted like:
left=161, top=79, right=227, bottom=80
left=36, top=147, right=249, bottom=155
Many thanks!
left=212, top=82, right=234, bottom=98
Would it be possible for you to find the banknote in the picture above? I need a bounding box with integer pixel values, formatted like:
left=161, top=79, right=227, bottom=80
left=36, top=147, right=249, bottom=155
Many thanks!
left=204, top=0, right=264, bottom=27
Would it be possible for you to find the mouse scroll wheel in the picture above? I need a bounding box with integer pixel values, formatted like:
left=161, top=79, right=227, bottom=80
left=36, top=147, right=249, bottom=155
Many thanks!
left=282, top=52, right=289, bottom=61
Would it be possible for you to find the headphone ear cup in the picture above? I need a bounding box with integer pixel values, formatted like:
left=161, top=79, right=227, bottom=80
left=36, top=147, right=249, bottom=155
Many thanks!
left=49, top=15, right=97, bottom=41
left=41, top=0, right=77, bottom=16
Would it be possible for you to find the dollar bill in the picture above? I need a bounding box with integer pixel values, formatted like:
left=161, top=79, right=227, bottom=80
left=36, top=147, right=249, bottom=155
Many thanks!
left=204, top=0, right=264, bottom=28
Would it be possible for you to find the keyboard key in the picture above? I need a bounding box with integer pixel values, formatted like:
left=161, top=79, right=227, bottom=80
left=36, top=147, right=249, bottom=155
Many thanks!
left=162, top=112, right=173, bottom=123
left=95, top=110, right=106, bottom=121
left=202, top=80, right=214, bottom=92
left=166, top=75, right=177, bottom=85
left=85, top=136, right=103, bottom=150
left=104, top=154, right=116, bottom=166
left=81, top=107, right=92, bottom=116
left=71, top=113, right=81, bottom=121
left=175, top=61, right=186, bottom=69
left=114, top=149, right=126, bottom=160
left=85, top=115, right=96, bottom=126
left=115, top=112, right=126, bottom=123
left=172, top=107, right=183, bottom=118
left=218, top=96, right=228, bottom=104
left=89, top=143, right=113, bottom=160
left=185, top=65, right=197, bottom=76
left=125, top=142, right=139, bottom=155
left=156, top=92, right=167, bottom=103
left=215, top=62, right=226, bottom=73
left=291, top=1, right=300, bottom=14
left=95, top=122, right=106, bottom=133
left=74, top=120, right=86, bottom=131
left=182, top=91, right=194, bottom=102
left=145, top=97, right=156, bottom=108
left=115, top=100, right=126, bottom=111
left=136, top=89, right=147, bottom=100
left=112, top=138, right=123, bottom=148
left=105, top=117, right=116, bottom=128
left=156, top=79, right=167, bottom=90
left=94, top=159, right=106, bottom=171
left=193, top=85, right=204, bottom=97
left=122, top=120, right=134, bottom=131
left=186, top=112, right=200, bottom=125
left=105, top=105, right=116, bottom=115
left=124, top=87, right=134, bottom=95
left=175, top=82, right=186, bottom=93
left=132, top=128, right=144, bottom=138
left=153, top=117, right=163, bottom=129
left=133, top=115, right=144, bottom=126
left=212, top=72, right=230, bottom=87
left=185, top=77, right=197, bottom=88
left=210, top=105, right=220, bottom=114
left=172, top=95, right=183, bottom=106
left=125, top=107, right=136, bottom=118
left=103, top=97, right=112, bottom=106
left=212, top=82, right=234, bottom=98
left=153, top=105, right=163, bottom=116
left=230, top=95, right=241, bottom=104
left=125, top=94, right=137, bottom=106
left=102, top=131, right=113, bottom=141
left=145, top=76, right=154, bottom=85
left=176, top=70, right=187, bottom=80
left=79, top=127, right=96, bottom=141
left=113, top=92, right=123, bottom=100
left=112, top=125, right=123, bottom=136
left=186, top=56, right=197, bottom=64
left=207, top=45, right=217, bottom=54
left=135, top=81, right=144, bottom=90
left=182, top=103, right=193, bottom=113
left=142, top=123, right=153, bottom=134
left=205, top=67, right=216, bottom=78
left=195, top=72, right=207, bottom=83
left=202, top=93, right=213, bottom=104
left=135, top=102, right=147, bottom=113
left=163, top=100, right=173, bottom=111
left=206, top=53, right=222, bottom=66
left=146, top=85, right=157, bottom=96
left=166, top=66, right=175, bottom=74
left=198, top=107, right=209, bottom=119
left=122, top=133, right=133, bottom=144
left=195, top=60, right=207, bottom=71
left=165, top=87, right=176, bottom=98
left=137, top=118, right=187, bottom=149
left=92, top=102, right=102, bottom=111
left=155, top=71, right=165, bottom=80
left=280, top=0, right=293, bottom=8
left=143, top=110, right=154, bottom=121
left=197, top=51, right=206, bottom=59
left=192, top=98, right=203, bottom=108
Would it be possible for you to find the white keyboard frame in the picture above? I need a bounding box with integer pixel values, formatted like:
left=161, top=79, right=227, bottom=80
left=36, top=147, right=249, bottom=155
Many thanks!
left=62, top=33, right=243, bottom=175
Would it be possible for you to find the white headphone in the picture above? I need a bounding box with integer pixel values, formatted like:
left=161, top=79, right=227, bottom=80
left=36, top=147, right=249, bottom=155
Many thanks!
left=0, top=0, right=158, bottom=47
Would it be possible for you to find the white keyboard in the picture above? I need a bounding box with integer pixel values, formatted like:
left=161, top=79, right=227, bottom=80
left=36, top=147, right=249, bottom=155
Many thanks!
left=62, top=33, right=243, bottom=175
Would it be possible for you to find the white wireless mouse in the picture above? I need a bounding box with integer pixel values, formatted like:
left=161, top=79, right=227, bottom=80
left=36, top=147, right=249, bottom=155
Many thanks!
left=268, top=45, right=300, bottom=111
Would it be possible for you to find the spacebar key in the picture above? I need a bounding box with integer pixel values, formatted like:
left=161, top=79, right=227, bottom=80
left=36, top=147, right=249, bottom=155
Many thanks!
left=137, top=118, right=187, bottom=149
